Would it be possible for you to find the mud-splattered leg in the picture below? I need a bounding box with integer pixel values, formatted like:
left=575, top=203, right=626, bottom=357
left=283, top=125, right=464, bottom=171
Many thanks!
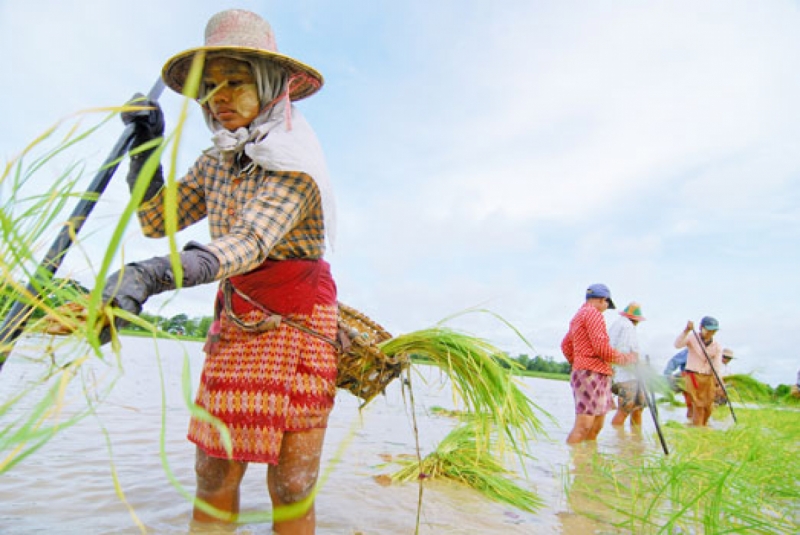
left=268, top=428, right=326, bottom=535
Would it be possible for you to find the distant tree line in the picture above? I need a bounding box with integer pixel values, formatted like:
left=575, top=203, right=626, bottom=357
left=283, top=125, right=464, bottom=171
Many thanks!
left=0, top=277, right=214, bottom=339
left=499, top=354, right=571, bottom=376
left=126, top=312, right=214, bottom=339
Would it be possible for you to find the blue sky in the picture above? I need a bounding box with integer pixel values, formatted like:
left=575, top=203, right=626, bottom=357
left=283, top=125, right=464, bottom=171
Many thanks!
left=1, top=0, right=799, bottom=387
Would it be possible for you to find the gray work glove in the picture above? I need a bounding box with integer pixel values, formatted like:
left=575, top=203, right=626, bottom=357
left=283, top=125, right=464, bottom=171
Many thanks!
left=121, top=93, right=165, bottom=202
left=100, top=241, right=220, bottom=343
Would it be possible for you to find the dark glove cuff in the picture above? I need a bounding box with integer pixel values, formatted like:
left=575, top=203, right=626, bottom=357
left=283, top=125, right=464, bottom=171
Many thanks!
left=101, top=257, right=171, bottom=316
left=180, top=242, right=221, bottom=287
left=101, top=244, right=219, bottom=321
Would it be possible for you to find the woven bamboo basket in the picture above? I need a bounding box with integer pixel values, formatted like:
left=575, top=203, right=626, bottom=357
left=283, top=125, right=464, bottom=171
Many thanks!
left=38, top=299, right=409, bottom=405
left=336, top=302, right=409, bottom=405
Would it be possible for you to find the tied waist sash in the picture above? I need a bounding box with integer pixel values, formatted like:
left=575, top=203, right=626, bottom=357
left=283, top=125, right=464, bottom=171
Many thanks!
left=225, top=258, right=337, bottom=317
left=203, top=259, right=341, bottom=356
left=203, top=259, right=338, bottom=356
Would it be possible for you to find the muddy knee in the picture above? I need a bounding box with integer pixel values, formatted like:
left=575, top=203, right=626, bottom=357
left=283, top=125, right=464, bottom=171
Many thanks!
left=195, top=450, right=245, bottom=493
left=272, top=469, right=319, bottom=504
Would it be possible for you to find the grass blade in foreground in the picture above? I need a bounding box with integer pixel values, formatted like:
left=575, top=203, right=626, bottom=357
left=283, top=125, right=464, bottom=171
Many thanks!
left=0, top=79, right=164, bottom=369
left=567, top=408, right=799, bottom=534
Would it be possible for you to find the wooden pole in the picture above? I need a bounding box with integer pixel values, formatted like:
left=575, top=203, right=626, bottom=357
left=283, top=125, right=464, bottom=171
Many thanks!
left=0, top=78, right=165, bottom=372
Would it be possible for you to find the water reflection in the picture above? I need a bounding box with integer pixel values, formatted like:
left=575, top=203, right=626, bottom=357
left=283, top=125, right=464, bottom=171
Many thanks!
left=0, top=335, right=690, bottom=534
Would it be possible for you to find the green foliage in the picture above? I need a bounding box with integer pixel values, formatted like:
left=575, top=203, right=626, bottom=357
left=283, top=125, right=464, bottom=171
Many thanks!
left=0, top=95, right=199, bottom=476
left=568, top=408, right=800, bottom=534
left=724, top=374, right=800, bottom=406
left=390, top=419, right=544, bottom=513
left=514, top=354, right=571, bottom=375
left=380, top=328, right=547, bottom=451
left=0, top=277, right=90, bottom=321
left=725, top=374, right=774, bottom=402
left=123, top=311, right=213, bottom=339
left=1, top=110, right=136, bottom=477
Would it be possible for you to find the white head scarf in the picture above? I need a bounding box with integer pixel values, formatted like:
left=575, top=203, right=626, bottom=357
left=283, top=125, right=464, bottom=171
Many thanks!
left=200, top=54, right=337, bottom=250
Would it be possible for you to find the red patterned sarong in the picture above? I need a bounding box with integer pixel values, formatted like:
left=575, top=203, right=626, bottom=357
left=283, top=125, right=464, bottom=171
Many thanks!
left=188, top=303, right=339, bottom=464
left=570, top=369, right=613, bottom=416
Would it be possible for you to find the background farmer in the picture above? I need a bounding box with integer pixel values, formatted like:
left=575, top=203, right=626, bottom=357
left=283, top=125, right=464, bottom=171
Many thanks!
left=608, top=302, right=646, bottom=428
left=663, top=348, right=693, bottom=419
left=719, top=348, right=734, bottom=376
left=561, top=284, right=638, bottom=444
left=674, top=316, right=724, bottom=427
left=108, top=9, right=337, bottom=533
left=715, top=348, right=735, bottom=406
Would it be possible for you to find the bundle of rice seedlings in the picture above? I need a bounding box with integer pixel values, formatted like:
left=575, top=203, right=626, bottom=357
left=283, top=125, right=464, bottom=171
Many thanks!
left=389, top=419, right=543, bottom=513
left=1, top=114, right=115, bottom=475
left=379, top=327, right=546, bottom=450
left=568, top=408, right=800, bottom=534
left=724, top=374, right=774, bottom=403
left=0, top=96, right=190, bottom=475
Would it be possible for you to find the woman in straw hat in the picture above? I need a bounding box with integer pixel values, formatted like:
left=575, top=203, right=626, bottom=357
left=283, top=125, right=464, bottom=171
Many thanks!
left=608, top=302, right=647, bottom=429
left=714, top=348, right=735, bottom=406
left=107, top=9, right=336, bottom=533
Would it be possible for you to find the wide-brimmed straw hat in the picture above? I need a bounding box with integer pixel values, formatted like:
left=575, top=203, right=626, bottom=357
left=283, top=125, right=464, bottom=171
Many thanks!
left=161, top=9, right=323, bottom=101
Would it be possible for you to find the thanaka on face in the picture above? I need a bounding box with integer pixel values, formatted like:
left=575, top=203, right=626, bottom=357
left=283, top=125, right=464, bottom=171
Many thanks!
left=203, top=57, right=260, bottom=131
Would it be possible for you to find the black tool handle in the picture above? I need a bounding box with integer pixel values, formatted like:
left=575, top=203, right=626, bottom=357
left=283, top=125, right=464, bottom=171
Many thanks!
left=0, top=78, right=165, bottom=371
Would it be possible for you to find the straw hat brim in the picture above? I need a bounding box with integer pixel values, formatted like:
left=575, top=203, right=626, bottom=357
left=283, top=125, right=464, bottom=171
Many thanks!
left=161, top=46, right=324, bottom=101
left=621, top=312, right=645, bottom=321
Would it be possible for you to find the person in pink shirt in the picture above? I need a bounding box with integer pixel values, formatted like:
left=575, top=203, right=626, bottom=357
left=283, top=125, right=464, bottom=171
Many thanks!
left=561, top=284, right=638, bottom=444
left=674, top=316, right=723, bottom=426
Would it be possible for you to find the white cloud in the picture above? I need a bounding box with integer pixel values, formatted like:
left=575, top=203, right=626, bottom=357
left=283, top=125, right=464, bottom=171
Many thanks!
left=2, top=1, right=799, bottom=387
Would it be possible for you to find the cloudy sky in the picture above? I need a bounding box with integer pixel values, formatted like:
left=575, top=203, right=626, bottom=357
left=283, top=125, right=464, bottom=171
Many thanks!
left=1, top=0, right=799, bottom=387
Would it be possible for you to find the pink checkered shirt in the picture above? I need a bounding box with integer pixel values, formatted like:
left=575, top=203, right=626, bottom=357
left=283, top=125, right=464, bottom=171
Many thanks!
left=561, top=302, right=635, bottom=375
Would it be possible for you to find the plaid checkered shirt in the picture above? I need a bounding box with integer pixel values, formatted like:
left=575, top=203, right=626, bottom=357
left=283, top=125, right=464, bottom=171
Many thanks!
left=137, top=153, right=326, bottom=279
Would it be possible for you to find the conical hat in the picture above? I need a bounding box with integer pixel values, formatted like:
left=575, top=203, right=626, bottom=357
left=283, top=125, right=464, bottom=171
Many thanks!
left=162, top=9, right=323, bottom=101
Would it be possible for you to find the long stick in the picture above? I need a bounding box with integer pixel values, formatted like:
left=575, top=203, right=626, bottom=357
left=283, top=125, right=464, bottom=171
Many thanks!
left=692, top=329, right=737, bottom=423
left=0, top=78, right=165, bottom=372
left=638, top=356, right=669, bottom=455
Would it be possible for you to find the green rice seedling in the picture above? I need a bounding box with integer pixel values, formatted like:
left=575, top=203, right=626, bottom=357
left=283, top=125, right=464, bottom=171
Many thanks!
left=379, top=327, right=547, bottom=454
left=428, top=405, right=465, bottom=418
left=0, top=88, right=194, bottom=504
left=0, top=111, right=137, bottom=475
left=724, top=374, right=776, bottom=404
left=389, top=419, right=544, bottom=513
left=774, top=385, right=800, bottom=406
left=566, top=408, right=800, bottom=534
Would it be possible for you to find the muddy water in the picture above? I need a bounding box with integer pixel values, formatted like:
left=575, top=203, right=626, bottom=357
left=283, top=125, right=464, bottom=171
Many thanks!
left=0, top=336, right=692, bottom=534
